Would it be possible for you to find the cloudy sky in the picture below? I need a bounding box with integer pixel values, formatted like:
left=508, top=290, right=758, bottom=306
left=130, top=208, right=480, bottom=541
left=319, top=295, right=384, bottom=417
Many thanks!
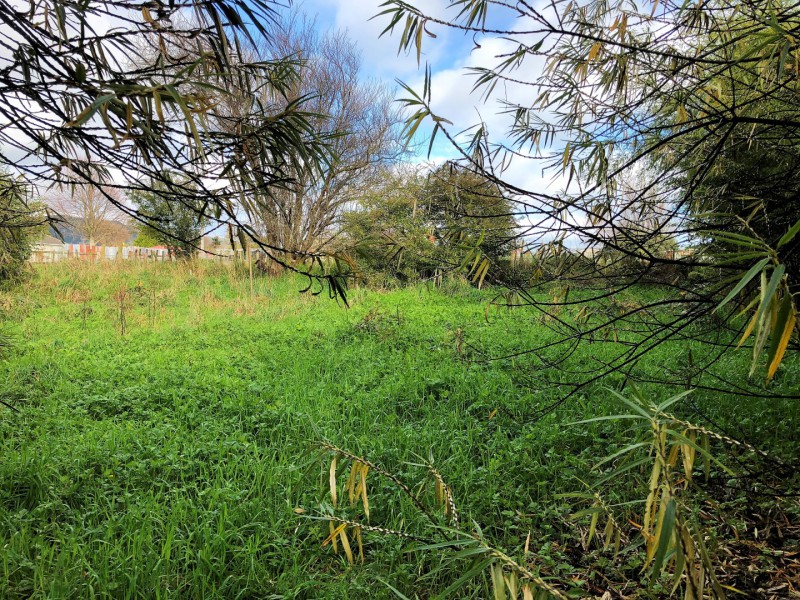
left=281, top=0, right=564, bottom=195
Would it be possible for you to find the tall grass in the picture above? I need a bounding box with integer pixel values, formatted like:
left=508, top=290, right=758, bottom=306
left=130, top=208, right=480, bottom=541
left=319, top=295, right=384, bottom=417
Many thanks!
left=0, top=261, right=796, bottom=598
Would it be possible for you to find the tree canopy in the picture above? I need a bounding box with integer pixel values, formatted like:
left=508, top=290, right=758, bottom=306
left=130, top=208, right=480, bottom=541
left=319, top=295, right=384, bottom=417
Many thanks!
left=0, top=176, right=46, bottom=284
left=129, top=175, right=207, bottom=257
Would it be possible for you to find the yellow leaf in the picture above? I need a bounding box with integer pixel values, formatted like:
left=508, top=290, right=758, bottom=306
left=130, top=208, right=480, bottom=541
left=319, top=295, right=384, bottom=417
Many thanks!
left=347, top=462, right=361, bottom=506
left=588, top=510, right=599, bottom=546
left=736, top=310, right=758, bottom=349
left=603, top=518, right=614, bottom=550
left=505, top=572, right=518, bottom=598
left=681, top=430, right=696, bottom=482
left=360, top=466, right=370, bottom=521
left=523, top=585, right=534, bottom=600
left=490, top=562, right=505, bottom=600
left=643, top=460, right=661, bottom=535
left=329, top=455, right=338, bottom=507
left=588, top=42, right=602, bottom=61
left=650, top=0, right=660, bottom=17
left=356, top=526, right=364, bottom=564
left=339, top=526, right=354, bottom=564
left=667, top=443, right=680, bottom=468
left=767, top=309, right=796, bottom=380
left=323, top=521, right=347, bottom=553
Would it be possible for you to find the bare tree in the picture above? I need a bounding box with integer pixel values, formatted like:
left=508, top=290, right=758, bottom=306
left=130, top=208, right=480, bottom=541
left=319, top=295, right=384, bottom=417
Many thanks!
left=51, top=185, right=129, bottom=246
left=235, top=12, right=403, bottom=258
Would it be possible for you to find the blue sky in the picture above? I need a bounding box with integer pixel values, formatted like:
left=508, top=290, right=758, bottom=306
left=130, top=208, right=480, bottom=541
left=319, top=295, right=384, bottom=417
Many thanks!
left=277, top=0, right=562, bottom=194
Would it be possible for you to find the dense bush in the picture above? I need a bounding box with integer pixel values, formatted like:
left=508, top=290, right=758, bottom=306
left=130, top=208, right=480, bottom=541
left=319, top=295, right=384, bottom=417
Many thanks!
left=343, top=165, right=518, bottom=286
left=0, top=176, right=45, bottom=286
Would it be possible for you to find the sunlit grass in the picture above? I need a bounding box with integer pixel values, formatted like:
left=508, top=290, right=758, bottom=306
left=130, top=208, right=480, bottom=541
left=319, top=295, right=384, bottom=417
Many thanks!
left=0, top=261, right=796, bottom=598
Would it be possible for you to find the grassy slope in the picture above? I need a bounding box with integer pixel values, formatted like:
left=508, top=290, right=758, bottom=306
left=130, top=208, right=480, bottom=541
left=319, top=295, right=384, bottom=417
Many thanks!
left=0, top=262, right=797, bottom=598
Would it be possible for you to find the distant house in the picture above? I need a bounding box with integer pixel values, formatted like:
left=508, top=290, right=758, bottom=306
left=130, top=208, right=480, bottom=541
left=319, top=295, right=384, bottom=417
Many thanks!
left=37, top=234, right=64, bottom=248
left=30, top=234, right=67, bottom=263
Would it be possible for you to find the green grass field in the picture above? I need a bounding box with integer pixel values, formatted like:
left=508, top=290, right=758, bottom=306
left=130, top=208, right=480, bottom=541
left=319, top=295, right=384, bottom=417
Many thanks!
left=0, top=261, right=797, bottom=598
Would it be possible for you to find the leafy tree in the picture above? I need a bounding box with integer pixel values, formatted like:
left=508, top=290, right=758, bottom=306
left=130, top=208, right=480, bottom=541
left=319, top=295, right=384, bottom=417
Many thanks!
left=0, top=177, right=46, bottom=284
left=422, top=164, right=517, bottom=263
left=343, top=164, right=517, bottom=284
left=132, top=226, right=161, bottom=248
left=129, top=176, right=207, bottom=258
left=343, top=166, right=437, bottom=283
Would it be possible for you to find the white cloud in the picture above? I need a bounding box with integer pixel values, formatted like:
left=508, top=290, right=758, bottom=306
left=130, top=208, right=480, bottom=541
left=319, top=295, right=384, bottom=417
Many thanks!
left=297, top=0, right=455, bottom=80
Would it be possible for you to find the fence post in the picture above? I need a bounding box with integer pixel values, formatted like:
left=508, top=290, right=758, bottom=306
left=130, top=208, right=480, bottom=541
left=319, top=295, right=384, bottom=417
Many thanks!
left=248, top=247, right=254, bottom=299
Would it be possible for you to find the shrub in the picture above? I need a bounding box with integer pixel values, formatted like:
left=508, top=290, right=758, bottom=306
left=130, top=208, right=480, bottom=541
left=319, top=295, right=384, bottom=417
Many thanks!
left=0, top=176, right=45, bottom=286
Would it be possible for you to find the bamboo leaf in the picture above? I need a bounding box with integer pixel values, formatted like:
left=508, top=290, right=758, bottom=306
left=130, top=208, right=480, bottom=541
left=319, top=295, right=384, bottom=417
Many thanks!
left=593, top=441, right=651, bottom=469
left=655, top=389, right=694, bottom=413
left=360, top=465, right=370, bottom=521
left=504, top=572, right=518, bottom=598
left=777, top=217, right=800, bottom=248
left=736, top=310, right=759, bottom=349
left=522, top=585, right=534, bottom=600
left=753, top=264, right=785, bottom=328
left=491, top=562, right=506, bottom=600
left=715, top=258, right=770, bottom=312
left=436, top=557, right=494, bottom=598
left=339, top=526, right=354, bottom=564
left=329, top=454, right=338, bottom=507
left=347, top=461, right=361, bottom=506
left=767, top=294, right=796, bottom=381
left=356, top=526, right=364, bottom=564
left=588, top=510, right=599, bottom=546
left=323, top=521, right=347, bottom=551
left=651, top=498, right=677, bottom=576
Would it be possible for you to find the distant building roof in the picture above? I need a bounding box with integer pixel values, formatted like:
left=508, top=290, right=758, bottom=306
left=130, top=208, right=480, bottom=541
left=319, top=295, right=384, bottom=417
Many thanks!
left=37, top=234, right=64, bottom=246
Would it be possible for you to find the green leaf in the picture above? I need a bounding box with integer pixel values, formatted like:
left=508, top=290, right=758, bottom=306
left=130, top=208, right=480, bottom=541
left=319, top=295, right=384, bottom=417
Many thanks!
left=593, top=441, right=651, bottom=469
left=777, top=217, right=800, bottom=248
left=568, top=414, right=650, bottom=426
left=753, top=263, right=785, bottom=332
left=377, top=577, right=413, bottom=600
left=435, top=557, right=494, bottom=599
left=715, top=258, right=770, bottom=312
left=67, top=93, right=116, bottom=127
left=607, top=389, right=653, bottom=419
left=651, top=499, right=676, bottom=577
left=655, top=389, right=693, bottom=413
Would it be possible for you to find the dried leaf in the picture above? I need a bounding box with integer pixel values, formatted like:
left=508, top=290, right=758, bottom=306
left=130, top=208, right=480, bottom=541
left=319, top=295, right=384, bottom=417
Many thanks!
left=329, top=454, right=338, bottom=507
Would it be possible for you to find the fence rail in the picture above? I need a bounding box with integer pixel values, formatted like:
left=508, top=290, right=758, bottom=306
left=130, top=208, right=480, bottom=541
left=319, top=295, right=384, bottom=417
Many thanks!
left=29, top=243, right=247, bottom=263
